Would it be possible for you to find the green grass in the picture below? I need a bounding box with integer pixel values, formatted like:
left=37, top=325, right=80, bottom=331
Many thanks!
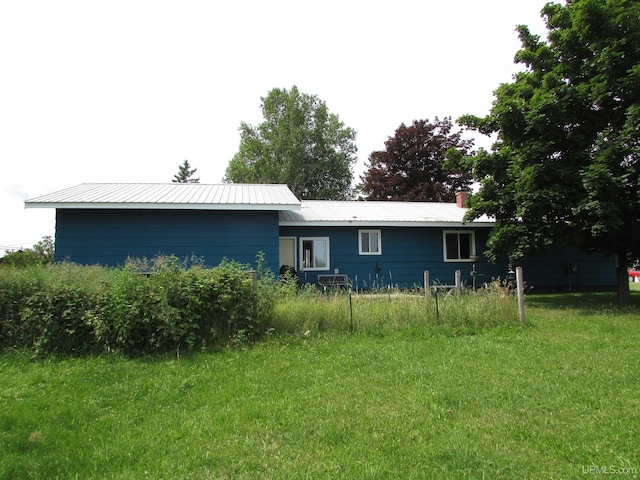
left=272, top=283, right=519, bottom=336
left=1, top=293, right=639, bottom=479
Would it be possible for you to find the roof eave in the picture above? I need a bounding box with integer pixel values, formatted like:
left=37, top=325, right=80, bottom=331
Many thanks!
left=278, top=220, right=495, bottom=227
left=25, top=202, right=301, bottom=211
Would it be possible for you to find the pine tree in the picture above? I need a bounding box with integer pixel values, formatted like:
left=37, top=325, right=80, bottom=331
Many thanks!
left=172, top=160, right=200, bottom=183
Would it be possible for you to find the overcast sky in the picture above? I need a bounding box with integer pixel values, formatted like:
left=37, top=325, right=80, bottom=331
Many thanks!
left=0, top=0, right=549, bottom=255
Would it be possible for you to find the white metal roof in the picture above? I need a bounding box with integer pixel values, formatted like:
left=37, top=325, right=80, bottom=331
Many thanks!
left=25, top=183, right=301, bottom=211
left=25, top=183, right=493, bottom=226
left=279, top=200, right=494, bottom=227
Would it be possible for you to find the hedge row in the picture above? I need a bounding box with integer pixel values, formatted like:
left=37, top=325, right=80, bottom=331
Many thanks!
left=0, top=258, right=275, bottom=356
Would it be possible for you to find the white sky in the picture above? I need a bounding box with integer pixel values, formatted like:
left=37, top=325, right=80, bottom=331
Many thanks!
left=0, top=0, right=548, bottom=256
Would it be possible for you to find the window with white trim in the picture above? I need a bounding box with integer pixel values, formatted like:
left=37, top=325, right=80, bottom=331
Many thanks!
left=300, top=237, right=330, bottom=271
left=443, top=231, right=475, bottom=261
left=359, top=229, right=381, bottom=255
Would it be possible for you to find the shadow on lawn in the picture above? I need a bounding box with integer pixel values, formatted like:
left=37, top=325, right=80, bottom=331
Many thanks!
left=525, top=287, right=640, bottom=314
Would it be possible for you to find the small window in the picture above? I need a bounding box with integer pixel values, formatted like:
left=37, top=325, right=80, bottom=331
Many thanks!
left=443, top=231, right=475, bottom=261
left=300, top=237, right=330, bottom=271
left=359, top=229, right=381, bottom=255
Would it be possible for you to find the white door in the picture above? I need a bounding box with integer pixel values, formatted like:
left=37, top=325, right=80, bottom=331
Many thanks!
left=279, top=237, right=296, bottom=271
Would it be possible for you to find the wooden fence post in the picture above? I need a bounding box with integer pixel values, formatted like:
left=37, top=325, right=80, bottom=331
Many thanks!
left=349, top=288, right=354, bottom=333
left=424, top=271, right=430, bottom=299
left=516, top=266, right=526, bottom=325
left=248, top=270, right=257, bottom=292
left=455, top=269, right=462, bottom=295
left=248, top=270, right=258, bottom=324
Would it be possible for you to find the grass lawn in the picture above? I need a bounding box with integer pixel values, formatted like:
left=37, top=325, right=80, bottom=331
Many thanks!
left=1, top=292, right=639, bottom=479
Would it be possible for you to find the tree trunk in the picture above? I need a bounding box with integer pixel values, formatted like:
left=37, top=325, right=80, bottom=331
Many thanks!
left=616, top=252, right=630, bottom=306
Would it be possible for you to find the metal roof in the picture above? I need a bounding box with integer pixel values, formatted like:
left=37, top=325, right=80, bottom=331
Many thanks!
left=25, top=183, right=493, bottom=226
left=279, top=200, right=494, bottom=226
left=25, top=183, right=301, bottom=211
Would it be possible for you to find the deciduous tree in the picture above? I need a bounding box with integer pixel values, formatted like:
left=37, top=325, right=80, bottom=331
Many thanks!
left=224, top=86, right=357, bottom=200
left=457, top=0, right=640, bottom=303
left=1, top=236, right=54, bottom=267
left=360, top=118, right=473, bottom=201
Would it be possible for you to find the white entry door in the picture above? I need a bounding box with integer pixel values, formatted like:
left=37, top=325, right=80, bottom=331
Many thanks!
left=279, top=237, right=296, bottom=271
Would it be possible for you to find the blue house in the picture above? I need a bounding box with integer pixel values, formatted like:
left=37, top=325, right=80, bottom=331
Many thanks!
left=26, top=183, right=617, bottom=291
left=25, top=183, right=298, bottom=274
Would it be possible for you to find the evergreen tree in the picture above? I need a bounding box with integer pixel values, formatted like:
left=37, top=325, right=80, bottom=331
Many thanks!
left=172, top=160, right=200, bottom=183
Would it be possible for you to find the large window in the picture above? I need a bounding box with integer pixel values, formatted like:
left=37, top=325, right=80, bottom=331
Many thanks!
left=359, top=229, right=381, bottom=255
left=300, top=237, right=330, bottom=271
left=443, top=231, right=475, bottom=261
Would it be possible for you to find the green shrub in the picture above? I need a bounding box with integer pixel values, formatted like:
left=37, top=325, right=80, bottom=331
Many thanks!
left=169, top=261, right=260, bottom=347
left=92, top=268, right=171, bottom=355
left=0, top=263, right=112, bottom=354
left=0, top=256, right=275, bottom=356
left=22, top=285, right=100, bottom=355
left=0, top=267, right=47, bottom=348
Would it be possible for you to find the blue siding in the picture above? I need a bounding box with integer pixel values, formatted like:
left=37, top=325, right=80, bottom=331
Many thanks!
left=280, top=226, right=501, bottom=289
left=279, top=225, right=616, bottom=290
left=55, top=209, right=280, bottom=271
left=519, top=248, right=616, bottom=291
left=54, top=207, right=617, bottom=290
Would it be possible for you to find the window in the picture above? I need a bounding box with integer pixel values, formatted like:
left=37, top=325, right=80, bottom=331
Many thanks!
left=443, top=231, right=475, bottom=261
left=300, top=237, right=330, bottom=271
left=359, top=229, right=381, bottom=255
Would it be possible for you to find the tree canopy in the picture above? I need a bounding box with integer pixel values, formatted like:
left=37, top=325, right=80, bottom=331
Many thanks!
left=172, top=160, right=200, bottom=183
left=224, top=86, right=357, bottom=200
left=1, top=236, right=54, bottom=268
left=360, top=117, right=473, bottom=201
left=457, top=0, right=640, bottom=303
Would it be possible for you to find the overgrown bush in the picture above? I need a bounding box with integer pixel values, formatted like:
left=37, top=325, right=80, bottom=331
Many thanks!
left=0, top=267, right=46, bottom=348
left=0, top=259, right=521, bottom=356
left=22, top=285, right=100, bottom=355
left=167, top=262, right=257, bottom=348
left=93, top=267, right=174, bottom=355
left=0, top=256, right=275, bottom=356
left=0, top=264, right=111, bottom=352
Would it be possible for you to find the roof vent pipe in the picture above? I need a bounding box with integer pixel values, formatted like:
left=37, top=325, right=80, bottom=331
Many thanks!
left=456, top=191, right=470, bottom=208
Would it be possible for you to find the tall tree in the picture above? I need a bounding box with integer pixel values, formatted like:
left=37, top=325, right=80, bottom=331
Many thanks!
left=360, top=117, right=473, bottom=201
left=456, top=0, right=640, bottom=304
left=172, top=160, right=200, bottom=183
left=224, top=86, right=357, bottom=200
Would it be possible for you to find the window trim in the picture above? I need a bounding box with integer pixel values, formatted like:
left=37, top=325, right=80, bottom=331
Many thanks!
left=300, top=237, right=330, bottom=271
left=358, top=229, right=382, bottom=256
left=443, top=230, right=476, bottom=262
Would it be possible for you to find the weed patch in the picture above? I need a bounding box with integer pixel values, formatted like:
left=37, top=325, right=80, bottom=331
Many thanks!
left=272, top=281, right=520, bottom=336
